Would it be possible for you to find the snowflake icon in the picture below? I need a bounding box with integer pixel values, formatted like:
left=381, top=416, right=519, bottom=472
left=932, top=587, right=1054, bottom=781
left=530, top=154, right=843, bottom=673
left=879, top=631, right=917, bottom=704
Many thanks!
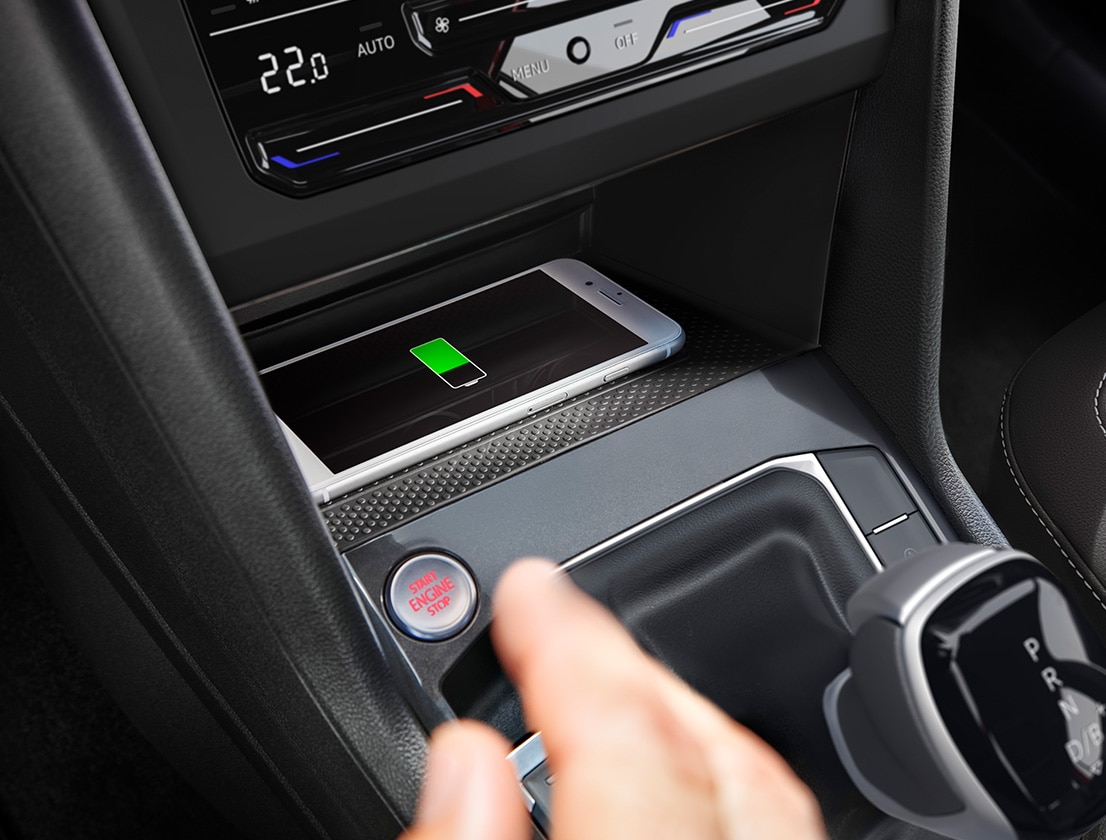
left=434, top=16, right=450, bottom=34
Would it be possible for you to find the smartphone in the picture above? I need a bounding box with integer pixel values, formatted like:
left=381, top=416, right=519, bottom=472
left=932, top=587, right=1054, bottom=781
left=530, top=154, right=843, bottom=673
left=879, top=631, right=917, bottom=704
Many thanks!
left=260, top=258, right=685, bottom=502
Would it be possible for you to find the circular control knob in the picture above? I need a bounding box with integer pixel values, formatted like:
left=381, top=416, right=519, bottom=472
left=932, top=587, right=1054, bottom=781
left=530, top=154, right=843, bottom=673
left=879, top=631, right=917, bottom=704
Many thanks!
left=566, top=36, right=590, bottom=65
left=386, top=552, right=477, bottom=641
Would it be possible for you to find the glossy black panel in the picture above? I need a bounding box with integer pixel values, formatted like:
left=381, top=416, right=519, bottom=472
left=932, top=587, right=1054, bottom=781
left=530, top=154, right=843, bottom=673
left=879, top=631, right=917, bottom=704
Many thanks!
left=922, top=560, right=1106, bottom=837
left=406, top=0, right=625, bottom=53
left=180, top=0, right=841, bottom=193
left=87, top=0, right=891, bottom=305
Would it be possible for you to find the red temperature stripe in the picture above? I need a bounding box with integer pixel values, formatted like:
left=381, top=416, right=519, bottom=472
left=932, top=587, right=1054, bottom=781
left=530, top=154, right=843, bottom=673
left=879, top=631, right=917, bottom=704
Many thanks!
left=424, top=83, right=485, bottom=100
left=785, top=0, right=820, bottom=13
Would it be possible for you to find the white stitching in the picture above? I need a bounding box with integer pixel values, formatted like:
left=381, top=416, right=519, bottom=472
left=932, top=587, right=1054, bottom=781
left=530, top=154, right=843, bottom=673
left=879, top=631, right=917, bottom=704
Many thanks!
left=1000, top=388, right=1106, bottom=611
left=1096, top=369, right=1106, bottom=440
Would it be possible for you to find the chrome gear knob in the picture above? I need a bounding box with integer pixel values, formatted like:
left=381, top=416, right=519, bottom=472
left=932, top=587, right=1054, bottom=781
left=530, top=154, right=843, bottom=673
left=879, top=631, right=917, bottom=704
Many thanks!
left=825, top=543, right=1106, bottom=840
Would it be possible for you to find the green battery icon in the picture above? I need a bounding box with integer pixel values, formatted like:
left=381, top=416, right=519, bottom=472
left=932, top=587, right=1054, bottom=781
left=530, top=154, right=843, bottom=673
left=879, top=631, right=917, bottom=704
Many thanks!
left=410, top=338, right=487, bottom=389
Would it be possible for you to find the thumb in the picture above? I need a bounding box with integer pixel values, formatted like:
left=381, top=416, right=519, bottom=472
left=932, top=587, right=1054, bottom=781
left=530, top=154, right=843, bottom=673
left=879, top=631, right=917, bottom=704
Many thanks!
left=401, top=721, right=531, bottom=840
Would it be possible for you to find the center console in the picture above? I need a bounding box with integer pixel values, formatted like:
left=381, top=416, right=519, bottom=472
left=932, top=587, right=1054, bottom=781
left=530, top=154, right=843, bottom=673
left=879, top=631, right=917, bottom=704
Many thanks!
left=0, top=0, right=1022, bottom=838
left=83, top=0, right=926, bottom=834
left=340, top=335, right=955, bottom=837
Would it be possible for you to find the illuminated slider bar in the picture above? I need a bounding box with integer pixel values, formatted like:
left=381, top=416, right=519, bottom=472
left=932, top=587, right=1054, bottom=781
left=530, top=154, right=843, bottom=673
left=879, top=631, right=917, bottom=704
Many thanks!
left=405, top=0, right=629, bottom=53
left=497, top=0, right=824, bottom=98
left=247, top=78, right=503, bottom=192
left=650, top=0, right=770, bottom=62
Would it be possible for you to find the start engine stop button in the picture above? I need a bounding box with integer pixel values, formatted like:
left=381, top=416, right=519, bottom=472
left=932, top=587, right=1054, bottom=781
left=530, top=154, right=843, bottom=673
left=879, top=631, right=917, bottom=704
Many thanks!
left=387, top=553, right=477, bottom=641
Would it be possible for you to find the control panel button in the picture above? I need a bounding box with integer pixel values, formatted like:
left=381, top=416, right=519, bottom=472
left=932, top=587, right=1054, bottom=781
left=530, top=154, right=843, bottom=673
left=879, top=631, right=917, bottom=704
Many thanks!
left=498, top=0, right=669, bottom=97
left=867, top=512, right=939, bottom=566
left=387, top=552, right=477, bottom=641
left=818, top=447, right=917, bottom=535
left=567, top=36, right=592, bottom=64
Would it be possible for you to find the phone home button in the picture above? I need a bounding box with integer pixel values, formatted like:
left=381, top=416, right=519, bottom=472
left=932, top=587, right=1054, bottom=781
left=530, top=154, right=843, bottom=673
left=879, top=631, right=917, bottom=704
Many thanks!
left=387, top=553, right=478, bottom=641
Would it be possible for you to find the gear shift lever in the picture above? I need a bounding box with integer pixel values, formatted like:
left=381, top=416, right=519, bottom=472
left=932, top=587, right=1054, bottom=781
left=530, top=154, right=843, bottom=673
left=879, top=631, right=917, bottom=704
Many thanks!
left=825, top=543, right=1106, bottom=840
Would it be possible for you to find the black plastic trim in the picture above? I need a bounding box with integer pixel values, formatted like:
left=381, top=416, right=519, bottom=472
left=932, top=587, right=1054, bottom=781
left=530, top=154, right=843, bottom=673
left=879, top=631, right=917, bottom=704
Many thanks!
left=0, top=1, right=429, bottom=836
left=820, top=0, right=1007, bottom=549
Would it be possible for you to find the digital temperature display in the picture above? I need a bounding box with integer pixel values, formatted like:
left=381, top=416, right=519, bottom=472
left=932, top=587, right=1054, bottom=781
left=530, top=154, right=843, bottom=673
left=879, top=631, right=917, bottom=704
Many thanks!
left=182, top=0, right=434, bottom=135
left=256, top=45, right=331, bottom=95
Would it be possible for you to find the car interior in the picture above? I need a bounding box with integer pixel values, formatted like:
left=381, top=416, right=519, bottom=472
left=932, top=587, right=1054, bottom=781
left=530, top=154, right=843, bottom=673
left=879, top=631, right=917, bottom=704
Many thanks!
left=1, top=0, right=1105, bottom=839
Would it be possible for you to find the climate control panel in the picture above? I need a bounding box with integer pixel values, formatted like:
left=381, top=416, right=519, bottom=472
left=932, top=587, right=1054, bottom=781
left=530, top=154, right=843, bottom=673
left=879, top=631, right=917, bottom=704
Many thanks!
left=182, top=0, right=839, bottom=195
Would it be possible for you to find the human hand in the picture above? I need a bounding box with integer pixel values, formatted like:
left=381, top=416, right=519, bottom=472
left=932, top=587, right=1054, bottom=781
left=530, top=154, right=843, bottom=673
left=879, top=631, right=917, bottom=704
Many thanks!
left=401, top=558, right=828, bottom=840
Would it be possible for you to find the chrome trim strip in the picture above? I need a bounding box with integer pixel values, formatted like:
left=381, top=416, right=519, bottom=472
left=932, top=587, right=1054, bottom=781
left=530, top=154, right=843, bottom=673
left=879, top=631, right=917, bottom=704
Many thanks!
left=559, top=453, right=890, bottom=575
left=872, top=512, right=909, bottom=534
left=530, top=16, right=820, bottom=123
left=507, top=732, right=547, bottom=810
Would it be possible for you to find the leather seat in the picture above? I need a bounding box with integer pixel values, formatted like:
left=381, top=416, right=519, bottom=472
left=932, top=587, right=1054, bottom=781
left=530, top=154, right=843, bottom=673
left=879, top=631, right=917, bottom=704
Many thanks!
left=990, top=300, right=1106, bottom=629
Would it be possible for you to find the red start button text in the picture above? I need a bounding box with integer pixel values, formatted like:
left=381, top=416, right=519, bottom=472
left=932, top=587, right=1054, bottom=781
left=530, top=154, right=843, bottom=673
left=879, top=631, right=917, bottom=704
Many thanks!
left=387, top=552, right=477, bottom=641
left=408, top=572, right=456, bottom=617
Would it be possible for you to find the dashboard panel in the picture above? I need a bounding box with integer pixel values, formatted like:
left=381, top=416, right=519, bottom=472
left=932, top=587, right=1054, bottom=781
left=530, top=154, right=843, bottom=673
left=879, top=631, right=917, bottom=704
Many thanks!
left=86, top=0, right=892, bottom=307
left=180, top=0, right=841, bottom=195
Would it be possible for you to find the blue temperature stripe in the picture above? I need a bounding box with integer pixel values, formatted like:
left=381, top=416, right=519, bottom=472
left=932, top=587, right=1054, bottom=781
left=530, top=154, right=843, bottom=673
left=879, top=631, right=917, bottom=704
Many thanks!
left=271, top=151, right=341, bottom=169
left=667, top=9, right=712, bottom=37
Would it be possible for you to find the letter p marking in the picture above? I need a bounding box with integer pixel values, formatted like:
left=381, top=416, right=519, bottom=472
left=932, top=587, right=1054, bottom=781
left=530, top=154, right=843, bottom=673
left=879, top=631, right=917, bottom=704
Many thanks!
left=1024, top=636, right=1041, bottom=663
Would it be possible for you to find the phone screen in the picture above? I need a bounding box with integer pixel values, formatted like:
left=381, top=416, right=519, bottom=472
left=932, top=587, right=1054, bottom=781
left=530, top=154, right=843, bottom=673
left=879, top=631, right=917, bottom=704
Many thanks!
left=261, top=270, right=646, bottom=473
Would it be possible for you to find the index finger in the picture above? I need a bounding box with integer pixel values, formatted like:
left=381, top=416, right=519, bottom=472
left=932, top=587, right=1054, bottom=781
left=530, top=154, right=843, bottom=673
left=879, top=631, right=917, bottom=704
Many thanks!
left=491, top=558, right=723, bottom=839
